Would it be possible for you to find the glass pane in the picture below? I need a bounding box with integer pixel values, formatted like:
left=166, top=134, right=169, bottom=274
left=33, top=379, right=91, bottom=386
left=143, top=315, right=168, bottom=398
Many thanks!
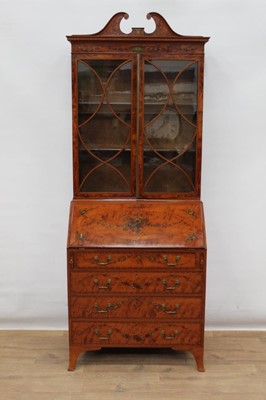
left=79, top=114, right=130, bottom=149
left=107, top=62, right=131, bottom=111
left=143, top=60, right=197, bottom=194
left=144, top=162, right=194, bottom=193
left=79, top=149, right=131, bottom=193
left=77, top=59, right=132, bottom=194
left=145, top=106, right=181, bottom=150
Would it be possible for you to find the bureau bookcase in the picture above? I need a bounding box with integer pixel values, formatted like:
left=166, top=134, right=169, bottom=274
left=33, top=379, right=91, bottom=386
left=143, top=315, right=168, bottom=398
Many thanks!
left=67, top=12, right=209, bottom=371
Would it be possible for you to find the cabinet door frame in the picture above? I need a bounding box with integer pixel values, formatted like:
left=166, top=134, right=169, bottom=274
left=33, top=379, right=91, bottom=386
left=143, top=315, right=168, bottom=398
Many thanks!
left=72, top=53, right=137, bottom=198
left=72, top=52, right=205, bottom=199
left=138, top=54, right=205, bottom=199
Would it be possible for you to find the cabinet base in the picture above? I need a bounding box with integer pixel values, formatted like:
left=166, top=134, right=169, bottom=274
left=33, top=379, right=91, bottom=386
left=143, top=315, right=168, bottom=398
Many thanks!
left=192, top=347, right=205, bottom=372
left=172, top=346, right=205, bottom=372
left=68, top=345, right=102, bottom=371
left=68, top=346, right=204, bottom=372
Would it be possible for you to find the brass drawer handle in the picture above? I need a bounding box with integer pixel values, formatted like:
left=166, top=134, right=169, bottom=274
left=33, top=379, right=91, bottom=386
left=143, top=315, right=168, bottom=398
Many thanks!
left=155, top=303, right=180, bottom=314
left=94, top=255, right=112, bottom=266
left=93, top=278, right=112, bottom=289
left=161, top=330, right=179, bottom=340
left=94, top=303, right=119, bottom=313
left=163, top=255, right=181, bottom=266
left=95, top=329, right=112, bottom=340
left=162, top=279, right=180, bottom=290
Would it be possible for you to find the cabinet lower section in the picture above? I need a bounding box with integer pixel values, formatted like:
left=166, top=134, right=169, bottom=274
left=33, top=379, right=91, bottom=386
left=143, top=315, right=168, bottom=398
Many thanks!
left=67, top=249, right=206, bottom=372
left=67, top=200, right=207, bottom=372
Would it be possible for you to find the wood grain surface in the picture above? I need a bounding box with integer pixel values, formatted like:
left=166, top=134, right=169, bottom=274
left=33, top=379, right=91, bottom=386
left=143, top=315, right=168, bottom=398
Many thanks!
left=70, top=271, right=203, bottom=294
left=67, top=200, right=206, bottom=248
left=0, top=330, right=265, bottom=400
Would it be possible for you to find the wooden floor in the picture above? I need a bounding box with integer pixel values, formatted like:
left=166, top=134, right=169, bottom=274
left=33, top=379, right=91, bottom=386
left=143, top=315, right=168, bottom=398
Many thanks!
left=0, top=331, right=265, bottom=400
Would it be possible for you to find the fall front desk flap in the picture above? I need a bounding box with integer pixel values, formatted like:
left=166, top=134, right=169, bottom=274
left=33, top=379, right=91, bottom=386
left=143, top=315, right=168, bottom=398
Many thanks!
left=68, top=200, right=206, bottom=249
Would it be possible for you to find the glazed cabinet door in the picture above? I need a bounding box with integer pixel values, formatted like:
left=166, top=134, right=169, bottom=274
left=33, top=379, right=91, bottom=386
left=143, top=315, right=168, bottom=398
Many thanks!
left=140, top=57, right=202, bottom=198
left=73, top=54, right=203, bottom=198
left=75, top=56, right=136, bottom=196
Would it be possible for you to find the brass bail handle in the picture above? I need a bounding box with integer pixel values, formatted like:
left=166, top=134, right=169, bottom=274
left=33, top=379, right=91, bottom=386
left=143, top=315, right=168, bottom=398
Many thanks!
left=93, top=279, right=112, bottom=289
left=163, top=255, right=181, bottom=267
left=94, top=303, right=118, bottom=313
left=162, top=279, right=180, bottom=290
left=161, top=330, right=179, bottom=340
left=94, top=255, right=112, bottom=266
left=156, top=303, right=180, bottom=314
left=95, top=329, right=113, bottom=340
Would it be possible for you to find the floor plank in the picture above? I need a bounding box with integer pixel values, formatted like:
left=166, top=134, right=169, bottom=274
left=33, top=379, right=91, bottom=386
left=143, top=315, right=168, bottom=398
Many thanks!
left=0, top=331, right=265, bottom=399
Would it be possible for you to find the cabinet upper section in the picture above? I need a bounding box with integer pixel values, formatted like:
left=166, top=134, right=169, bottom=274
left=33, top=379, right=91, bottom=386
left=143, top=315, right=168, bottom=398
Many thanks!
left=67, top=13, right=209, bottom=199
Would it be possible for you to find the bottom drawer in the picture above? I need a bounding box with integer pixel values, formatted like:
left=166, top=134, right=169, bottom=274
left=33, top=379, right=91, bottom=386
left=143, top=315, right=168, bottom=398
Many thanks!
left=71, top=322, right=202, bottom=346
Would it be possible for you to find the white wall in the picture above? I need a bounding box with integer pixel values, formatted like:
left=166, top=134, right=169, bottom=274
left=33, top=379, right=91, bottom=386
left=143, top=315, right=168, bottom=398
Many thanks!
left=0, top=0, right=265, bottom=329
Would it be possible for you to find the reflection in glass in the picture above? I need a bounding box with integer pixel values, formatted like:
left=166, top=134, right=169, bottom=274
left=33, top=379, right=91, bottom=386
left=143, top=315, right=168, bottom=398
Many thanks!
left=79, top=153, right=131, bottom=193
left=144, top=163, right=194, bottom=193
left=79, top=113, right=130, bottom=150
left=143, top=59, right=198, bottom=194
left=145, top=106, right=180, bottom=149
left=77, top=59, right=132, bottom=193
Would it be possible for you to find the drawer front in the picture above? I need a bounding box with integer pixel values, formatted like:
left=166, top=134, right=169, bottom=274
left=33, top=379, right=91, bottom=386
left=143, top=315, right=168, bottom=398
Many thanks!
left=74, top=252, right=199, bottom=269
left=71, top=322, right=202, bottom=346
left=70, top=271, right=203, bottom=294
left=71, top=296, right=202, bottom=319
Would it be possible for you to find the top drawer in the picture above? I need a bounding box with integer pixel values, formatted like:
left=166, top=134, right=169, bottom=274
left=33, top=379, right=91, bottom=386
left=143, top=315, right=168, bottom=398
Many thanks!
left=71, top=251, right=203, bottom=269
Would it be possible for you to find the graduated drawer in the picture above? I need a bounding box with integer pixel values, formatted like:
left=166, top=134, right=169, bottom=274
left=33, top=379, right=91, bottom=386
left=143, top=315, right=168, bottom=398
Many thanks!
left=70, top=296, right=202, bottom=319
left=73, top=251, right=199, bottom=269
left=71, top=321, right=202, bottom=346
left=70, top=271, right=203, bottom=294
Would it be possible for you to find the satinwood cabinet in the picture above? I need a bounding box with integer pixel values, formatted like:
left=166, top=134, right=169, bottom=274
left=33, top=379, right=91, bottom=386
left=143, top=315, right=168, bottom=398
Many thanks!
left=67, top=12, right=209, bottom=371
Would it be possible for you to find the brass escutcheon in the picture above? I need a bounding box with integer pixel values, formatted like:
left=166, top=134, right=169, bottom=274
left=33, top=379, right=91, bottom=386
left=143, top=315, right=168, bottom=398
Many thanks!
left=131, top=45, right=145, bottom=52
